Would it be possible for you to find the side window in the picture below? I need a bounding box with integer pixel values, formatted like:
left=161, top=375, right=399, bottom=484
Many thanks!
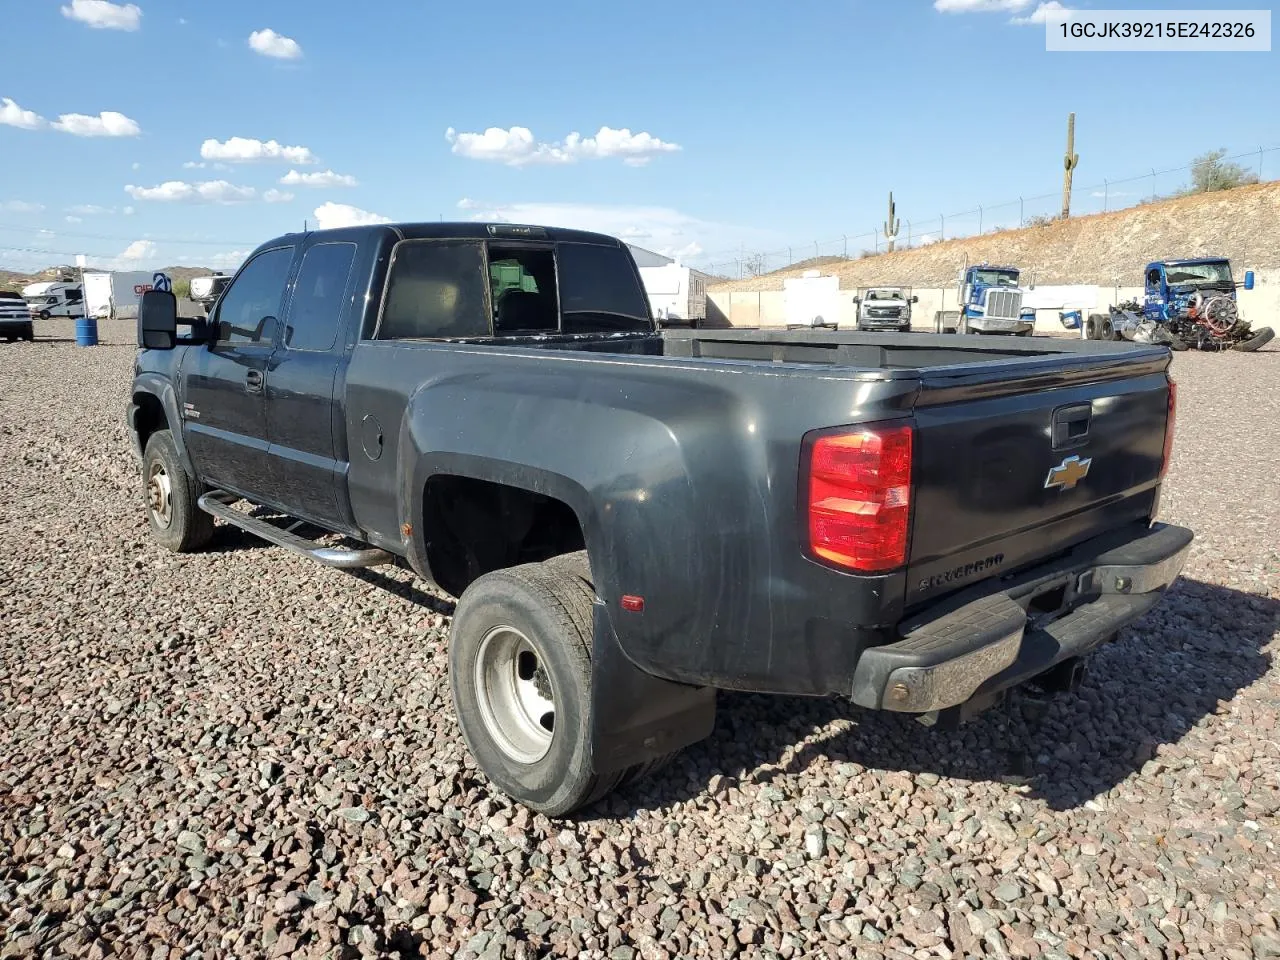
left=488, top=245, right=558, bottom=334
left=66, top=288, right=83, bottom=303
left=1146, top=269, right=1161, bottom=289
left=284, top=242, right=357, bottom=351
left=215, top=247, right=294, bottom=346
left=378, top=240, right=489, bottom=340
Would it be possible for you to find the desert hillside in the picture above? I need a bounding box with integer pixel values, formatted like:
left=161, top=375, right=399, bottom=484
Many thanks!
left=711, top=180, right=1280, bottom=292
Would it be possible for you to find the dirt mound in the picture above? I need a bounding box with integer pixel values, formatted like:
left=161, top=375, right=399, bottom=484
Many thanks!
left=711, top=181, right=1280, bottom=292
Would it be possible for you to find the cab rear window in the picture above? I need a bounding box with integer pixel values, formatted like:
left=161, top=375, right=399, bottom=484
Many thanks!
left=376, top=239, right=652, bottom=340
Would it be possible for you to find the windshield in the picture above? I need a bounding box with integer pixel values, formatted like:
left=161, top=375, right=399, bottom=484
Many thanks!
left=865, top=289, right=902, bottom=300
left=1165, top=262, right=1233, bottom=285
left=972, top=270, right=1019, bottom=287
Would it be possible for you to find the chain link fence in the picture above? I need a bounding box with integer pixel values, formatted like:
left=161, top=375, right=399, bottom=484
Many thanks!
left=698, top=146, right=1278, bottom=280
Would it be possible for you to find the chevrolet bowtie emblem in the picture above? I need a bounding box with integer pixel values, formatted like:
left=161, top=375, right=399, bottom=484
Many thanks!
left=1045, top=455, right=1092, bottom=491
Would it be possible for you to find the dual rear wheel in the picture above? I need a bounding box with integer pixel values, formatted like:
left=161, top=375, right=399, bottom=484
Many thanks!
left=140, top=428, right=672, bottom=816
left=449, top=551, right=674, bottom=816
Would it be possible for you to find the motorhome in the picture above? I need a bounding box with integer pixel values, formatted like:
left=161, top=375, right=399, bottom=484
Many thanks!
left=21, top=281, right=85, bottom=320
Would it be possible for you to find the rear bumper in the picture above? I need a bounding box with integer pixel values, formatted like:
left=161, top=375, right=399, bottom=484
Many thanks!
left=849, top=522, right=1193, bottom=713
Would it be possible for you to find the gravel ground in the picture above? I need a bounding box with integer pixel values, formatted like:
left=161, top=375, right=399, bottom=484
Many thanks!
left=2, top=321, right=1278, bottom=960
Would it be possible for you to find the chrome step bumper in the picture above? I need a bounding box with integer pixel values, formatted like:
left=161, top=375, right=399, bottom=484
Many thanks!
left=197, top=490, right=393, bottom=570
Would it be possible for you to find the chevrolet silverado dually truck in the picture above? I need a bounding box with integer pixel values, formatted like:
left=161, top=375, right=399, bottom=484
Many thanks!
left=128, top=221, right=1192, bottom=815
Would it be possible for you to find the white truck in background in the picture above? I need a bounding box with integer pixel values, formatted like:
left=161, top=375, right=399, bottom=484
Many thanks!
left=83, top=271, right=172, bottom=321
left=852, top=287, right=917, bottom=333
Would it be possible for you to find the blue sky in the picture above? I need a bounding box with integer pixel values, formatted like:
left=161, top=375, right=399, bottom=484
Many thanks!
left=1, top=0, right=1275, bottom=274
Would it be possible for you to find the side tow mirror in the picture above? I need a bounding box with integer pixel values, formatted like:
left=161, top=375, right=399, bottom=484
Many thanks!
left=138, top=289, right=178, bottom=350
left=911, top=295, right=919, bottom=304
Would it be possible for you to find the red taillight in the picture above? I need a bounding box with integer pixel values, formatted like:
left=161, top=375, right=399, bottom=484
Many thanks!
left=1160, top=377, right=1177, bottom=479
left=806, top=423, right=914, bottom=573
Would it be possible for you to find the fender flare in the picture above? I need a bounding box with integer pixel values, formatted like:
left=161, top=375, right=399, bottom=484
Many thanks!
left=129, top=374, right=194, bottom=474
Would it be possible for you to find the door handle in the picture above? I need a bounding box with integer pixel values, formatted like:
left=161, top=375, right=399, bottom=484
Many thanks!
left=245, top=369, right=264, bottom=394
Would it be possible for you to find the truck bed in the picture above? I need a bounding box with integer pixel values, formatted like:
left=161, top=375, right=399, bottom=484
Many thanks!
left=467, top=327, right=1162, bottom=374
left=342, top=325, right=1172, bottom=697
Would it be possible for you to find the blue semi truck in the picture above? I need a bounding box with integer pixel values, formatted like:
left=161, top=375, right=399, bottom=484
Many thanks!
left=936, top=262, right=1036, bottom=336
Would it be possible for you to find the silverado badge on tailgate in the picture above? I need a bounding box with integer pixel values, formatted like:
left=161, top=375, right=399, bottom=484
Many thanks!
left=1044, top=454, right=1092, bottom=491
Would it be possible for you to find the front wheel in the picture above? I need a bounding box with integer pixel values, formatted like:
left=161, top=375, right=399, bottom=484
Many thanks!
left=449, top=552, right=665, bottom=816
left=38, top=310, right=50, bottom=321
left=142, top=430, right=214, bottom=552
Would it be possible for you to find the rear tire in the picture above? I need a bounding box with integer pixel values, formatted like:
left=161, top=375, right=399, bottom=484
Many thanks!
left=1233, top=327, right=1275, bottom=352
left=21, top=323, right=34, bottom=342
left=142, top=430, right=214, bottom=553
left=38, top=309, right=50, bottom=321
left=449, top=551, right=673, bottom=816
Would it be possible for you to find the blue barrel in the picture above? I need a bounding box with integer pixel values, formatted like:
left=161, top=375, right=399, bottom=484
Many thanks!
left=1059, top=309, right=1082, bottom=330
left=75, top=316, right=99, bottom=346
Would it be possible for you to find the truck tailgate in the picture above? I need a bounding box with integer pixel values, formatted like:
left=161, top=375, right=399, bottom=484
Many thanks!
left=905, top=352, right=1172, bottom=607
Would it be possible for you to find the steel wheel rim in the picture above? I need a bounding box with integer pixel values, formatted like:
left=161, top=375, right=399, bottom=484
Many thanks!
left=474, top=625, right=556, bottom=764
left=147, top=462, right=173, bottom=528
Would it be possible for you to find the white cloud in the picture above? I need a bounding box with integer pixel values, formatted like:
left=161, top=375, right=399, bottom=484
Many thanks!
left=280, top=169, right=358, bottom=188
left=1010, top=1, right=1072, bottom=24
left=65, top=216, right=83, bottom=223
left=67, top=204, right=114, bottom=215
left=178, top=17, right=187, bottom=25
left=123, top=205, right=135, bottom=215
left=262, top=189, right=294, bottom=203
left=660, top=241, right=704, bottom=260
left=248, top=28, right=302, bottom=60
left=934, top=0, right=1030, bottom=11
left=125, top=180, right=257, bottom=204
left=183, top=161, right=206, bottom=169
left=61, top=0, right=142, bottom=31
left=118, top=239, right=158, bottom=262
left=313, top=202, right=391, bottom=230
left=52, top=110, right=140, bottom=137
left=1, top=200, right=45, bottom=213
left=200, top=137, right=316, bottom=164
left=1, top=97, right=47, bottom=130
left=131, top=161, right=140, bottom=170
left=445, top=125, right=681, bottom=167
left=173, top=249, right=248, bottom=269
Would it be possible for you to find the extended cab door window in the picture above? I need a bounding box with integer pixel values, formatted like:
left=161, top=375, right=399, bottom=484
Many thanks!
left=377, top=240, right=490, bottom=339
left=283, top=242, right=358, bottom=351
left=265, top=241, right=360, bottom=528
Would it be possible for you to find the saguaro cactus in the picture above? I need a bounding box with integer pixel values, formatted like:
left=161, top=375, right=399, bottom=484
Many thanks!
left=1061, top=113, right=1079, bottom=220
left=883, top=192, right=901, bottom=253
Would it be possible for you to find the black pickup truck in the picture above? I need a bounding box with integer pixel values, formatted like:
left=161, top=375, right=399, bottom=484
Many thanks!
left=128, top=222, right=1192, bottom=815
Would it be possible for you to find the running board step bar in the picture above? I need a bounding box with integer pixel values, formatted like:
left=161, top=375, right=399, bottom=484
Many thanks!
left=197, top=490, right=393, bottom=570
